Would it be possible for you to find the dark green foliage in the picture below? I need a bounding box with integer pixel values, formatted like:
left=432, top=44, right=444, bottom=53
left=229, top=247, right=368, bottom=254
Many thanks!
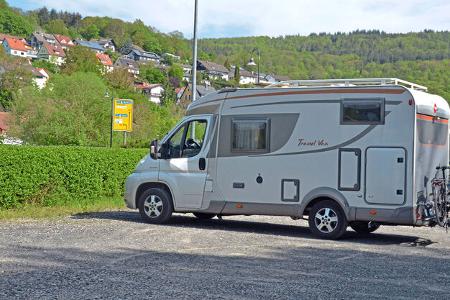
left=168, top=64, right=184, bottom=82
left=44, top=19, right=69, bottom=36
left=0, top=2, right=34, bottom=36
left=62, top=46, right=101, bottom=75
left=0, top=145, right=147, bottom=209
left=31, top=60, right=59, bottom=74
left=140, top=64, right=167, bottom=84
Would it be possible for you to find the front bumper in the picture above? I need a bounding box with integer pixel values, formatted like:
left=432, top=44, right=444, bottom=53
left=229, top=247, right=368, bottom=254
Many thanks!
left=124, top=173, right=141, bottom=209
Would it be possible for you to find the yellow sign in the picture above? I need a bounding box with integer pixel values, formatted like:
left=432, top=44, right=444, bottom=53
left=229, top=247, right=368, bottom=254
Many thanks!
left=113, top=99, right=133, bottom=132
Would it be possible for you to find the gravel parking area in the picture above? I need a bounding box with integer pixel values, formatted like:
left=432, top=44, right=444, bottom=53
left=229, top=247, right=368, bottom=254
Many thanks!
left=0, top=211, right=449, bottom=299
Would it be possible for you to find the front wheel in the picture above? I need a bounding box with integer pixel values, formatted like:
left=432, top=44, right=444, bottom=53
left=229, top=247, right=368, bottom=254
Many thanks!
left=308, top=200, right=348, bottom=239
left=138, top=188, right=173, bottom=224
left=350, top=221, right=380, bottom=234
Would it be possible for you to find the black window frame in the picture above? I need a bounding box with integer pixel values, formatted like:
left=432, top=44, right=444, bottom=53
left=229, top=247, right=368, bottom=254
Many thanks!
left=231, top=118, right=270, bottom=153
left=340, top=98, right=385, bottom=125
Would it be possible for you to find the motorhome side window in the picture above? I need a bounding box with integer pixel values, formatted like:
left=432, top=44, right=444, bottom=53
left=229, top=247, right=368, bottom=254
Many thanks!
left=166, top=119, right=207, bottom=158
left=232, top=119, right=269, bottom=152
left=341, top=100, right=384, bottom=124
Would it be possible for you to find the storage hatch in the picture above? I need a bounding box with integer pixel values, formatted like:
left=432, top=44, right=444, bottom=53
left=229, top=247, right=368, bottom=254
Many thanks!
left=365, top=147, right=406, bottom=205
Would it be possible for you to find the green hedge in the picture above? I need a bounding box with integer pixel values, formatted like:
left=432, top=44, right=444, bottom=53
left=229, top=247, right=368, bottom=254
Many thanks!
left=0, top=146, right=148, bottom=209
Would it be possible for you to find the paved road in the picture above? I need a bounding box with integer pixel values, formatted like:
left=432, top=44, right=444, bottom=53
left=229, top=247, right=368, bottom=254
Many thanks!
left=0, top=211, right=449, bottom=299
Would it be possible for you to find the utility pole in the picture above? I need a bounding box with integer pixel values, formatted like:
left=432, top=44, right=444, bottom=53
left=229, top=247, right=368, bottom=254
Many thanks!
left=191, top=0, right=198, bottom=102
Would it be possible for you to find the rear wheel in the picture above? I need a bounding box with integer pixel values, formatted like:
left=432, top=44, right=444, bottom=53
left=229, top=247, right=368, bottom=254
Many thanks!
left=193, top=213, right=215, bottom=220
left=350, top=221, right=380, bottom=234
left=308, top=200, right=348, bottom=239
left=138, top=188, right=173, bottom=224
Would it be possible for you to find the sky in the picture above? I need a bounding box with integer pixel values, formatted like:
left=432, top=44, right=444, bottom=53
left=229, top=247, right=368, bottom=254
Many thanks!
left=7, top=0, right=450, bottom=38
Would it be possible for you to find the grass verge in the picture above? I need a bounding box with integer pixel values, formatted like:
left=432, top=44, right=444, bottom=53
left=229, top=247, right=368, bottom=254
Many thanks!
left=0, top=197, right=125, bottom=221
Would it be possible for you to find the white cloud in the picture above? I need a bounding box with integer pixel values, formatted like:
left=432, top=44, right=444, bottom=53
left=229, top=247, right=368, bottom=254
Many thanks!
left=22, top=0, right=450, bottom=37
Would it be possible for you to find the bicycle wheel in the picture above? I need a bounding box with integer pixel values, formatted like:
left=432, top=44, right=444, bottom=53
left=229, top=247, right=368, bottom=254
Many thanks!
left=435, top=191, right=448, bottom=227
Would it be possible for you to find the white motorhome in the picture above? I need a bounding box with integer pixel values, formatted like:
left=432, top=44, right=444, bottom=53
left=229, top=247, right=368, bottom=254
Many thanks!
left=125, top=78, right=449, bottom=239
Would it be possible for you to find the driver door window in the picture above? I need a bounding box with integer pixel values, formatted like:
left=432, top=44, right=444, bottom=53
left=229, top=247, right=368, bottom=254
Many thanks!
left=166, top=119, right=208, bottom=159
left=182, top=120, right=207, bottom=158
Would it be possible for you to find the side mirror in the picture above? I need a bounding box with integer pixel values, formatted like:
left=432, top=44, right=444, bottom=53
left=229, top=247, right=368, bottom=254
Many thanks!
left=159, top=142, right=170, bottom=159
left=149, top=139, right=158, bottom=159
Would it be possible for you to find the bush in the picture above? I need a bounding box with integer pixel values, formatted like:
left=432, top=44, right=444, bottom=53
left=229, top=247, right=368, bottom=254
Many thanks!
left=0, top=145, right=148, bottom=209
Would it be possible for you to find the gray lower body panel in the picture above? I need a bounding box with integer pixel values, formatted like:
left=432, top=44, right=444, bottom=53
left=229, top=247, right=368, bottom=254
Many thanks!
left=355, top=206, right=414, bottom=225
left=180, top=201, right=302, bottom=217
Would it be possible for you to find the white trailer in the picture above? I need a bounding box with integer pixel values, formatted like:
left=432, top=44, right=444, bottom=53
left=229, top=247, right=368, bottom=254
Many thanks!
left=125, top=78, right=450, bottom=239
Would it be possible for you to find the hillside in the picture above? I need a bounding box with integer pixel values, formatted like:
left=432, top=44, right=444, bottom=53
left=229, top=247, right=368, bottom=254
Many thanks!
left=199, top=32, right=450, bottom=99
left=1, top=0, right=449, bottom=100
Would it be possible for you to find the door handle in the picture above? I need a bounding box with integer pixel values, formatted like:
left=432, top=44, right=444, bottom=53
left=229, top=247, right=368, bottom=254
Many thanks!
left=199, top=158, right=206, bottom=170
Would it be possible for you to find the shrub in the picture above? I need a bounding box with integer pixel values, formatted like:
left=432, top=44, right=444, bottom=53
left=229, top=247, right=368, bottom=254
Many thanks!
left=0, top=145, right=148, bottom=209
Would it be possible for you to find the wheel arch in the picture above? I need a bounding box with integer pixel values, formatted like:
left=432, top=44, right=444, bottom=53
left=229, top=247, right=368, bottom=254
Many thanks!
left=300, top=187, right=354, bottom=221
left=135, top=181, right=174, bottom=208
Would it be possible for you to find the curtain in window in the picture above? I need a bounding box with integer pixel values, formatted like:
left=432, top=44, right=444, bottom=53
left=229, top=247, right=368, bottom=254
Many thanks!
left=232, top=121, right=267, bottom=151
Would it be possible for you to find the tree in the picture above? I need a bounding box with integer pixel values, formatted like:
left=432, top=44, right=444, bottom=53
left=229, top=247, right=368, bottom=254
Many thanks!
left=32, top=60, right=59, bottom=74
left=224, top=58, right=231, bottom=71
left=45, top=19, right=69, bottom=35
left=10, top=72, right=111, bottom=146
left=62, top=46, right=101, bottom=75
left=0, top=50, right=32, bottom=110
left=80, top=24, right=100, bottom=40
left=234, top=65, right=240, bottom=85
left=139, top=65, right=167, bottom=84
left=105, top=68, right=134, bottom=90
left=0, top=3, right=34, bottom=36
left=168, top=64, right=183, bottom=83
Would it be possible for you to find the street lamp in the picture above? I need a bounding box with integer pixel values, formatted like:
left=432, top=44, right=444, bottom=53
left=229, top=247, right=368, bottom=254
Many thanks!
left=191, top=0, right=199, bottom=101
left=247, top=48, right=260, bottom=85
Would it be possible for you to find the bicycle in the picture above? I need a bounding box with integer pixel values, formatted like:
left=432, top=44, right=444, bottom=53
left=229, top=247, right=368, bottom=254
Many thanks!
left=431, top=166, right=450, bottom=229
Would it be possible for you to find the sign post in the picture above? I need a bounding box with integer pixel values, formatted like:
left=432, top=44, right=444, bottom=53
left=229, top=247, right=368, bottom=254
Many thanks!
left=112, top=99, right=133, bottom=146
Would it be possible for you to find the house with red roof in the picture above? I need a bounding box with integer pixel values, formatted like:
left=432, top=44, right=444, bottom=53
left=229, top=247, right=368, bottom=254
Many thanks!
left=135, top=82, right=165, bottom=104
left=1, top=36, right=36, bottom=58
left=54, top=34, right=74, bottom=49
left=0, top=112, right=10, bottom=135
left=96, top=53, right=114, bottom=73
left=37, top=42, right=66, bottom=65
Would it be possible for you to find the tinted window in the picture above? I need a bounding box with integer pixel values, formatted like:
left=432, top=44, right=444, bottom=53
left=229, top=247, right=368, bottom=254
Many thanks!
left=417, top=119, right=448, bottom=145
left=232, top=120, right=269, bottom=152
left=342, top=100, right=384, bottom=124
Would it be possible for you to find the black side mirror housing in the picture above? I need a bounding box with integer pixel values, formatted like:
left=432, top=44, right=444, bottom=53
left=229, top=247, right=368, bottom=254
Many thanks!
left=159, top=142, right=170, bottom=159
left=149, top=139, right=158, bottom=159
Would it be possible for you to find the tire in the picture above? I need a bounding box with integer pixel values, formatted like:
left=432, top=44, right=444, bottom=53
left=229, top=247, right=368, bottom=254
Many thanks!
left=193, top=213, right=216, bottom=220
left=138, top=188, right=173, bottom=224
left=350, top=221, right=380, bottom=234
left=308, top=200, right=348, bottom=239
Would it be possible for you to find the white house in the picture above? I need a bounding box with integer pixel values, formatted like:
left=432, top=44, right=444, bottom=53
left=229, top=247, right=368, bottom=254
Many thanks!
left=2, top=37, right=36, bottom=59
left=135, top=82, right=165, bottom=104
left=197, top=60, right=229, bottom=81
left=229, top=66, right=257, bottom=85
left=32, top=68, right=50, bottom=89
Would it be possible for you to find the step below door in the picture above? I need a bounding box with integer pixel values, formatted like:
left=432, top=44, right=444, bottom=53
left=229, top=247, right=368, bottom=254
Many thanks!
left=365, top=147, right=406, bottom=205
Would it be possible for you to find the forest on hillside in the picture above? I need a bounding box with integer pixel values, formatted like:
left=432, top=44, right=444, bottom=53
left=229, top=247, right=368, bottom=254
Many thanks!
left=1, top=0, right=449, bottom=98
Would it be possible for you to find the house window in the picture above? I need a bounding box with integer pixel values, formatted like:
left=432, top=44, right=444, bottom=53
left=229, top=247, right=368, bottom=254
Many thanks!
left=341, top=99, right=384, bottom=125
left=232, top=119, right=270, bottom=152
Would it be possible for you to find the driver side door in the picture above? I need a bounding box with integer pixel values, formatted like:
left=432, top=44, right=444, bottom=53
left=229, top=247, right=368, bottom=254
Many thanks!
left=159, top=116, right=212, bottom=209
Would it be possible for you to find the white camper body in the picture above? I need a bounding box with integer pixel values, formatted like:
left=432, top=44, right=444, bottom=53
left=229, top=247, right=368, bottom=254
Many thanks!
left=125, top=78, right=449, bottom=239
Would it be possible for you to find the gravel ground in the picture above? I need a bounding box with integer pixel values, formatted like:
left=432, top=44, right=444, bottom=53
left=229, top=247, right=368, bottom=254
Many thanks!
left=0, top=211, right=449, bottom=299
